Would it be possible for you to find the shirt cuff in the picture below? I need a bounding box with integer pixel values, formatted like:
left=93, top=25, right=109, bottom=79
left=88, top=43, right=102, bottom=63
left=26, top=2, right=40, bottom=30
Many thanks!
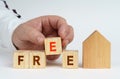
left=8, top=19, right=24, bottom=51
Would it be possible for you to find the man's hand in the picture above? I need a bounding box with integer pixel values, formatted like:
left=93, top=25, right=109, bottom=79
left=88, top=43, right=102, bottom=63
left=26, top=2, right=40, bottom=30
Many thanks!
left=12, top=15, right=74, bottom=60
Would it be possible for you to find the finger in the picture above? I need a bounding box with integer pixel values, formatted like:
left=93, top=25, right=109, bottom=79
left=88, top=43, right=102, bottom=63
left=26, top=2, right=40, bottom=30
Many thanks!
left=58, top=24, right=69, bottom=39
left=62, top=25, right=74, bottom=47
left=41, top=15, right=67, bottom=29
left=46, top=55, right=60, bottom=60
left=23, top=26, right=45, bottom=45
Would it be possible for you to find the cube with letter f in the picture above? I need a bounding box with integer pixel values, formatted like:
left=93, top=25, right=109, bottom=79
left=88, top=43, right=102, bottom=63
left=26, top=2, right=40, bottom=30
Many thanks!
left=44, top=37, right=62, bottom=55
left=13, top=50, right=29, bottom=68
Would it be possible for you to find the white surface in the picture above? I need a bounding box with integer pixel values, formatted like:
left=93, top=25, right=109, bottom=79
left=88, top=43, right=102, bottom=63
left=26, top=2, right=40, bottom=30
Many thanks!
left=0, top=0, right=120, bottom=79
left=0, top=49, right=120, bottom=79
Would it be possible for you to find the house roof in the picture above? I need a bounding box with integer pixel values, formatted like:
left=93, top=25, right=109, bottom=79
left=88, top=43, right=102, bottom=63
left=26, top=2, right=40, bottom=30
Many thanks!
left=83, top=30, right=110, bottom=44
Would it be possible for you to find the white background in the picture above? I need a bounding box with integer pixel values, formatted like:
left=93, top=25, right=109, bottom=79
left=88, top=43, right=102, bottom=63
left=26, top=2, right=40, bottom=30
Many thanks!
left=0, top=0, right=120, bottom=79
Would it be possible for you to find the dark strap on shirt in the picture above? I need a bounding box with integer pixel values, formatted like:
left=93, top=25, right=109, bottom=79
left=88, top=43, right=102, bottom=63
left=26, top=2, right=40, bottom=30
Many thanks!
left=2, top=0, right=21, bottom=18
left=3, top=0, right=9, bottom=9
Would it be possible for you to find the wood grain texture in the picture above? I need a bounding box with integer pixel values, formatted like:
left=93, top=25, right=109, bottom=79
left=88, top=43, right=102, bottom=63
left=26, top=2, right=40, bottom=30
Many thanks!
left=13, top=50, right=29, bottom=69
left=62, top=50, right=79, bottom=69
left=82, top=31, right=111, bottom=68
left=29, top=51, right=46, bottom=68
left=44, top=37, right=62, bottom=55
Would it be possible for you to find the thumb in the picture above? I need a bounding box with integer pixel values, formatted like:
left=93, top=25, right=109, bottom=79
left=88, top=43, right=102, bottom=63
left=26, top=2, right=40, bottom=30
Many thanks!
left=24, top=27, right=45, bottom=45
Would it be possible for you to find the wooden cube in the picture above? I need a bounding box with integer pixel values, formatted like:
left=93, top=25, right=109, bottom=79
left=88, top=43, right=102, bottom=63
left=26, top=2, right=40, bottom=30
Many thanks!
left=13, top=50, right=29, bottom=68
left=83, top=31, right=111, bottom=68
left=30, top=51, right=46, bottom=68
left=62, top=50, right=79, bottom=68
left=44, top=37, right=62, bottom=55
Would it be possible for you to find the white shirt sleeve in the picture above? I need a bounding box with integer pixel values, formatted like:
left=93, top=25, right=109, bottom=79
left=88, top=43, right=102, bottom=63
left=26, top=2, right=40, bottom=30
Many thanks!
left=0, top=1, right=23, bottom=52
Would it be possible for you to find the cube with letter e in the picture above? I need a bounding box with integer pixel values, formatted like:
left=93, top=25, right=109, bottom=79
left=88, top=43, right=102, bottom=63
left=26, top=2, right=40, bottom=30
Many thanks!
left=44, top=37, right=62, bottom=55
left=62, top=50, right=79, bottom=68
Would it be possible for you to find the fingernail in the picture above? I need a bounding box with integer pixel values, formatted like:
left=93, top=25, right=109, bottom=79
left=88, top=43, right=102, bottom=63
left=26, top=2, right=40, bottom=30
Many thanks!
left=59, top=28, right=66, bottom=38
left=63, top=40, right=69, bottom=47
left=65, top=40, right=69, bottom=45
left=37, top=37, right=44, bottom=43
